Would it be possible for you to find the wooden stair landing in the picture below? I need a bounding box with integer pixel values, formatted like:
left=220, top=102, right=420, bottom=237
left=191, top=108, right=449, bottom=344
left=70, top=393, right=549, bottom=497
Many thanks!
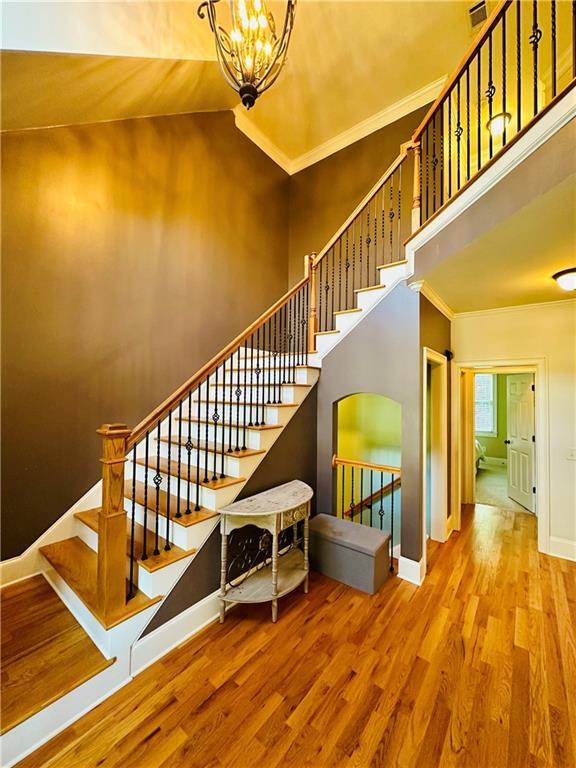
left=39, top=537, right=162, bottom=629
left=0, top=575, right=115, bottom=735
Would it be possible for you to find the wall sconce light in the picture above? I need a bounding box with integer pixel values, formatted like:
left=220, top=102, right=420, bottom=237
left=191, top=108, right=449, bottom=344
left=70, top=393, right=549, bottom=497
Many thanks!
left=552, top=268, right=576, bottom=291
left=486, top=111, right=512, bottom=137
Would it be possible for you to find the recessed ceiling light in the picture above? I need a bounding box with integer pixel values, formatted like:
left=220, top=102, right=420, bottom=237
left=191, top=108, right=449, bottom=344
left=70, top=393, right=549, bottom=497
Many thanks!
left=486, top=111, right=512, bottom=137
left=552, top=268, right=576, bottom=291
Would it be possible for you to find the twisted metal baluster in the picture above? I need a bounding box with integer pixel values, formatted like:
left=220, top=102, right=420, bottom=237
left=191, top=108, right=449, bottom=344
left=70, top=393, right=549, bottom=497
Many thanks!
left=128, top=445, right=137, bottom=599
left=142, top=431, right=149, bottom=560
left=176, top=400, right=182, bottom=519
left=185, top=392, right=193, bottom=512
left=195, top=390, right=202, bottom=510
left=153, top=421, right=162, bottom=555
left=165, top=410, right=172, bottom=550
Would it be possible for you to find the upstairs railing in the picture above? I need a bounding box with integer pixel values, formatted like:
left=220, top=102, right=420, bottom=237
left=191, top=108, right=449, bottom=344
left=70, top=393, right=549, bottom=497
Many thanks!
left=332, top=455, right=400, bottom=571
left=308, top=143, right=415, bottom=336
left=413, top=0, right=576, bottom=225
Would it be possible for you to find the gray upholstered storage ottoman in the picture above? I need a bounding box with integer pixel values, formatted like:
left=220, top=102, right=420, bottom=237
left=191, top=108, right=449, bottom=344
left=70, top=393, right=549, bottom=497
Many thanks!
left=309, top=514, right=391, bottom=594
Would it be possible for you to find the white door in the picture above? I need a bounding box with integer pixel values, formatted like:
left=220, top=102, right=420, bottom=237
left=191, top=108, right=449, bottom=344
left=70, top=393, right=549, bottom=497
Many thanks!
left=506, top=374, right=535, bottom=512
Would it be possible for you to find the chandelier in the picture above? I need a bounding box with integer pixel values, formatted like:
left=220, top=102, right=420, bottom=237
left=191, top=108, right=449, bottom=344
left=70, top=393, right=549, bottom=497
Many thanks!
left=198, top=0, right=296, bottom=109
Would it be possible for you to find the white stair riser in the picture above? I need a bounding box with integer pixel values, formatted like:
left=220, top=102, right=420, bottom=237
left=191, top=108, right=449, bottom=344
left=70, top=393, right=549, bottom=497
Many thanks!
left=130, top=461, right=240, bottom=510
left=334, top=312, right=362, bottom=334
left=123, top=499, right=219, bottom=550
left=356, top=287, right=387, bottom=311
left=190, top=401, right=294, bottom=425
left=136, top=554, right=195, bottom=599
left=315, top=333, right=341, bottom=356
left=208, top=384, right=305, bottom=404
left=222, top=367, right=317, bottom=385
left=155, top=440, right=257, bottom=477
left=377, top=263, right=406, bottom=284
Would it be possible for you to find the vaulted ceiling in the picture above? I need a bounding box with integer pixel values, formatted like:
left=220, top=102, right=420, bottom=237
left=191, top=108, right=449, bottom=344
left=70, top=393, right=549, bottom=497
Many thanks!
left=1, top=0, right=478, bottom=171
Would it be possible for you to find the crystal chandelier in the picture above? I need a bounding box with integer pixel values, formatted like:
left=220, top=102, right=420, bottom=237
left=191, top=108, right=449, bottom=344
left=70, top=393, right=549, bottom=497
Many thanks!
left=198, top=0, right=296, bottom=109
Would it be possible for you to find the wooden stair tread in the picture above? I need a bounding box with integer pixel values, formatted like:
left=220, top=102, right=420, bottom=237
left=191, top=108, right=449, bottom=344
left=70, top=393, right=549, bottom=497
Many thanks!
left=125, top=480, right=219, bottom=528
left=158, top=436, right=265, bottom=458
left=134, top=456, right=245, bottom=490
left=179, top=417, right=283, bottom=432
left=354, top=284, right=386, bottom=294
left=333, top=307, right=362, bottom=316
left=0, top=575, right=116, bottom=735
left=74, top=509, right=196, bottom=573
left=39, top=538, right=162, bottom=629
left=315, top=330, right=340, bottom=336
left=376, top=258, right=407, bottom=270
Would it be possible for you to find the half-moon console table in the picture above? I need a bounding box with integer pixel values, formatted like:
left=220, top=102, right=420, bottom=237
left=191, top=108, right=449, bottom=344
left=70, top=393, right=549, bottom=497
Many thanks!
left=219, top=480, right=313, bottom=623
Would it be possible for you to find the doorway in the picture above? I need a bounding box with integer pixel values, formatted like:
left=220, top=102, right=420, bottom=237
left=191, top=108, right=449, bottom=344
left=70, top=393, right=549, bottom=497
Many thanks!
left=422, top=348, right=448, bottom=549
left=474, top=372, right=535, bottom=513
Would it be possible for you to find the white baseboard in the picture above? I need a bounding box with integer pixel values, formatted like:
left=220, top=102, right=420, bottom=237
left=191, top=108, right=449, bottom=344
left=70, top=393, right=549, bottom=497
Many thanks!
left=398, top=555, right=426, bottom=586
left=548, top=536, right=576, bottom=562
left=130, top=589, right=221, bottom=677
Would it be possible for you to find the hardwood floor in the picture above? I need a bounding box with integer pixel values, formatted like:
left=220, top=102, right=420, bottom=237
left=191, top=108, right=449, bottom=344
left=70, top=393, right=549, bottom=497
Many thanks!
left=1, top=575, right=115, bottom=735
left=16, top=504, right=576, bottom=767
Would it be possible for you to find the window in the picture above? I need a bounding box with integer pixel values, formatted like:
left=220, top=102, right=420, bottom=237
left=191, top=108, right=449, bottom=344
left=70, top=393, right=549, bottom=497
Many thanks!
left=474, top=373, right=497, bottom=436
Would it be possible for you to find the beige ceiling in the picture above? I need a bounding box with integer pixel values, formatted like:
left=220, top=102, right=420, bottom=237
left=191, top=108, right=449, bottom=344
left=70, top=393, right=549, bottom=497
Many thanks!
left=425, top=174, right=576, bottom=313
left=1, top=0, right=477, bottom=167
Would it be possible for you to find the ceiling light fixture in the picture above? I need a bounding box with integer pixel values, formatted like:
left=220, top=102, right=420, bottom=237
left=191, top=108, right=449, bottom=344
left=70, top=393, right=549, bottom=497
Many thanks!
left=552, top=267, right=576, bottom=291
left=486, top=111, right=512, bottom=136
left=198, top=0, right=296, bottom=110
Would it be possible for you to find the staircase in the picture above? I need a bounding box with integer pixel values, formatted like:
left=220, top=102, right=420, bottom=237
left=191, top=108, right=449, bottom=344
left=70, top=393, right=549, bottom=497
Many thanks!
left=2, top=1, right=575, bottom=761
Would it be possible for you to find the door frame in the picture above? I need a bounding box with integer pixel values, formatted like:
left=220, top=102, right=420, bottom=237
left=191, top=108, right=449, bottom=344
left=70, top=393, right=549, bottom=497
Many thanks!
left=422, top=348, right=449, bottom=570
left=451, top=357, right=549, bottom=554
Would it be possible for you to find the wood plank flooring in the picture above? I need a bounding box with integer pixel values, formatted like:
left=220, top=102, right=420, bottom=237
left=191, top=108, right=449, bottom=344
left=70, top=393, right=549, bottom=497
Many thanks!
left=15, top=504, right=576, bottom=767
left=1, top=575, right=115, bottom=735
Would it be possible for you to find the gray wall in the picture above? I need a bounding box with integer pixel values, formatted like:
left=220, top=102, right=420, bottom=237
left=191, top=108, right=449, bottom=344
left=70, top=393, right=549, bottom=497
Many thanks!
left=316, top=283, right=422, bottom=561
left=1, top=111, right=289, bottom=558
left=141, top=385, right=317, bottom=635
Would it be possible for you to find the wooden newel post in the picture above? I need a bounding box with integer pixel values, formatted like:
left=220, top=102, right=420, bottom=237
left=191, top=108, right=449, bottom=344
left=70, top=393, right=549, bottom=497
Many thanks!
left=305, top=252, right=318, bottom=353
left=411, top=140, right=421, bottom=233
left=97, top=423, right=131, bottom=620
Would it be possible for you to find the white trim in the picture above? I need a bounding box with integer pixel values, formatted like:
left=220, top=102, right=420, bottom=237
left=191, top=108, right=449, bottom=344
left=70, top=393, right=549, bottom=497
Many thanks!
left=451, top=358, right=550, bottom=556
left=288, top=77, right=446, bottom=175
left=422, top=348, right=449, bottom=568
left=234, top=77, right=446, bottom=175
left=454, top=297, right=576, bottom=320
left=131, top=589, right=221, bottom=676
left=406, top=87, right=576, bottom=263
left=409, top=280, right=455, bottom=320
left=398, top=555, right=426, bottom=586
left=549, top=536, right=576, bottom=562
left=233, top=107, right=293, bottom=173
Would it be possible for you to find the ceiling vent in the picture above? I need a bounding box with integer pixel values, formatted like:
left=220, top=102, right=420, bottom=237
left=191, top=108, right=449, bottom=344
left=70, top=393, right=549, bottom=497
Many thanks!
left=469, top=1, right=488, bottom=29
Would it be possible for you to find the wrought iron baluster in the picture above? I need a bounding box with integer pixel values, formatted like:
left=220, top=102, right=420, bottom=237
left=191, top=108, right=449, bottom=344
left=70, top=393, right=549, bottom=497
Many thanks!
left=331, top=248, right=336, bottom=329
left=379, top=470, right=384, bottom=530
left=381, top=188, right=386, bottom=265
left=212, top=364, right=219, bottom=481
left=466, top=67, right=471, bottom=179
left=456, top=76, right=462, bottom=189
left=530, top=0, right=541, bottom=116
left=477, top=51, right=482, bottom=171
left=365, top=208, right=371, bottom=288
left=425, top=124, right=429, bottom=219
left=234, top=348, right=241, bottom=451
left=390, top=473, right=395, bottom=572
left=176, top=400, right=183, bottom=518
left=500, top=12, right=506, bottom=147
left=440, top=101, right=445, bottom=206
left=273, top=313, right=278, bottom=405
left=341, top=464, right=345, bottom=518
left=186, top=392, right=193, bottom=510
left=338, top=239, right=343, bottom=313
left=304, top=282, right=309, bottom=366
left=358, top=214, right=363, bottom=290
left=165, top=410, right=172, bottom=550
left=350, top=465, right=355, bottom=521
left=249, top=336, right=254, bottom=427
left=345, top=230, right=350, bottom=304
left=396, top=164, right=402, bottom=261
left=204, top=377, right=210, bottom=482
left=255, top=328, right=261, bottom=426
left=242, top=340, right=248, bottom=450
left=142, top=431, right=149, bottom=560
left=448, top=92, right=452, bottom=197
left=281, top=304, right=287, bottom=385
left=360, top=468, right=364, bottom=524
left=369, top=470, right=373, bottom=527
left=432, top=113, right=437, bottom=213
left=195, top=391, right=202, bottom=510
left=373, top=199, right=378, bottom=284
left=228, top=355, right=234, bottom=452
left=488, top=32, right=494, bottom=159
left=551, top=0, right=557, bottom=98
left=153, top=421, right=162, bottom=555
left=388, top=175, right=394, bottom=258
left=128, top=445, right=137, bottom=599
left=220, top=358, right=226, bottom=478
left=352, top=220, right=356, bottom=294
left=318, top=257, right=323, bottom=333
left=290, top=297, right=296, bottom=384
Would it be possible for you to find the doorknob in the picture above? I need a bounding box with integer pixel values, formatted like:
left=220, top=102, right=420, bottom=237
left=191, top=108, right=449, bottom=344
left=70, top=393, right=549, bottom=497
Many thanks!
left=504, top=440, right=511, bottom=444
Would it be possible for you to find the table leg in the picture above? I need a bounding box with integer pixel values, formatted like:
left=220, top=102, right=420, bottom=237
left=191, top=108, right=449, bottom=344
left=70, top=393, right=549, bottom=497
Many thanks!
left=271, top=531, right=279, bottom=623
left=219, top=530, right=228, bottom=623
left=304, top=506, right=310, bottom=594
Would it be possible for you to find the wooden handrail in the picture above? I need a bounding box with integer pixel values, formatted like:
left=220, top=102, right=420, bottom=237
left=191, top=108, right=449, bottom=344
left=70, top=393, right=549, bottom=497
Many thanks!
left=332, top=454, right=401, bottom=476
left=412, top=0, right=511, bottom=141
left=128, top=275, right=310, bottom=448
left=312, top=142, right=413, bottom=268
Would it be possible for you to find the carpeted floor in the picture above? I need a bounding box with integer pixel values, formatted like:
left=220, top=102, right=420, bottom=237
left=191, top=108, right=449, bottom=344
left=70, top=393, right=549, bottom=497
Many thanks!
left=476, top=462, right=530, bottom=512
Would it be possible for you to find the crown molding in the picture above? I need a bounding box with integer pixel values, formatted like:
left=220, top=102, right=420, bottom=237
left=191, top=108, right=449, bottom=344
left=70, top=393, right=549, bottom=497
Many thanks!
left=452, top=297, right=576, bottom=320
left=233, top=107, right=293, bottom=174
left=233, top=75, right=447, bottom=176
left=409, top=279, right=455, bottom=321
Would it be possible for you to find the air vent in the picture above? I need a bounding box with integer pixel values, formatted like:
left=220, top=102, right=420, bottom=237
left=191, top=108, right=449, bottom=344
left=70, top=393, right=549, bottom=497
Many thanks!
left=469, top=1, right=488, bottom=29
